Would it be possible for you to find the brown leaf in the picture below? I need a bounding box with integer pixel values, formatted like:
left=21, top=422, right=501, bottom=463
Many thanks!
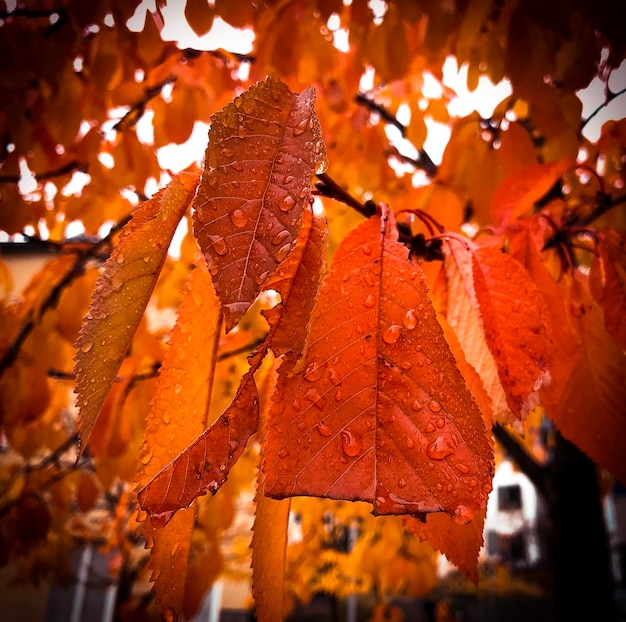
left=192, top=76, right=327, bottom=332
left=264, top=209, right=493, bottom=524
left=73, top=171, right=199, bottom=452
left=472, top=246, right=553, bottom=424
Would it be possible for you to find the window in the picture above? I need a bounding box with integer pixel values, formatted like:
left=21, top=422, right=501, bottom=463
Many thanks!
left=498, top=484, right=522, bottom=511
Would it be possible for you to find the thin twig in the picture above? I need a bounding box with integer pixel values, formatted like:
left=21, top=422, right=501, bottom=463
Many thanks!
left=314, top=172, right=376, bottom=218
left=0, top=159, right=88, bottom=185
left=580, top=86, right=626, bottom=132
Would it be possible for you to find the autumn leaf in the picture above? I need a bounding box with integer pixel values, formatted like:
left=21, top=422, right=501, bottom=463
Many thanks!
left=73, top=171, right=199, bottom=452
left=263, top=208, right=328, bottom=357
left=590, top=229, right=626, bottom=350
left=490, top=158, right=573, bottom=226
left=545, top=273, right=626, bottom=486
left=471, top=246, right=553, bottom=424
left=263, top=208, right=494, bottom=524
left=192, top=76, right=327, bottom=332
left=444, top=243, right=512, bottom=427
left=136, top=260, right=222, bottom=618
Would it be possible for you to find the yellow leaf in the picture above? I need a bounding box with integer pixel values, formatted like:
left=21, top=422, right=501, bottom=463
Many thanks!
left=73, top=171, right=199, bottom=452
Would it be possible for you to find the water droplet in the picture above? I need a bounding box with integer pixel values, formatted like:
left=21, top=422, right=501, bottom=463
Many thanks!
left=293, top=118, right=309, bottom=136
left=428, top=400, right=442, bottom=412
left=411, top=399, right=422, bottom=412
left=398, top=478, right=407, bottom=488
left=363, top=293, right=376, bottom=308
left=383, top=324, right=401, bottom=344
left=406, top=437, right=415, bottom=449
left=333, top=389, right=342, bottom=401
left=269, top=79, right=282, bottom=102
left=271, top=229, right=291, bottom=245
left=278, top=447, right=289, bottom=458
left=401, top=361, right=412, bottom=371
left=362, top=243, right=373, bottom=256
left=162, top=412, right=170, bottom=425
left=292, top=398, right=302, bottom=411
left=403, top=309, right=418, bottom=330
left=139, top=449, right=153, bottom=465
left=469, top=479, right=478, bottom=487
left=237, top=125, right=245, bottom=138
left=208, top=235, right=227, bottom=256
left=221, top=147, right=234, bottom=158
left=304, top=362, right=323, bottom=381
left=296, top=420, right=306, bottom=431
left=436, top=483, right=443, bottom=492
left=341, top=430, right=362, bottom=457
left=174, top=383, right=183, bottom=394
left=317, top=422, right=332, bottom=437
left=276, top=242, right=292, bottom=261
left=453, top=505, right=473, bottom=524
left=426, top=436, right=455, bottom=460
left=284, top=175, right=296, bottom=184
left=279, top=195, right=296, bottom=212
left=455, top=463, right=470, bottom=474
left=255, top=271, right=269, bottom=286
left=80, top=341, right=93, bottom=353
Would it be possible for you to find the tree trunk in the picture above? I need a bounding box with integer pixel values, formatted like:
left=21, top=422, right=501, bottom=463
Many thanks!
left=548, top=431, right=617, bottom=622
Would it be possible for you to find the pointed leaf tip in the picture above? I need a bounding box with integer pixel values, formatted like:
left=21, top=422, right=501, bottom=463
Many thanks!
left=192, top=76, right=327, bottom=332
left=73, top=172, right=199, bottom=452
left=263, top=212, right=494, bottom=524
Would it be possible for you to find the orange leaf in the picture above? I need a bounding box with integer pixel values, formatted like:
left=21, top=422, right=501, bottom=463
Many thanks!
left=547, top=273, right=626, bottom=485
left=192, top=76, right=327, bottom=332
left=405, top=508, right=486, bottom=584
left=472, top=246, right=553, bottom=424
left=590, top=229, right=626, bottom=350
left=73, top=171, right=199, bottom=451
left=136, top=260, right=221, bottom=617
left=444, top=244, right=512, bottom=427
left=137, top=371, right=259, bottom=526
left=490, top=157, right=573, bottom=226
left=263, top=209, right=327, bottom=357
left=252, top=391, right=291, bottom=622
left=263, top=209, right=493, bottom=524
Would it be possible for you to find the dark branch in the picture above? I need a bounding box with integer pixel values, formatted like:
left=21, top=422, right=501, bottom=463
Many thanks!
left=580, top=86, right=626, bottom=132
left=314, top=172, right=377, bottom=218
left=355, top=93, right=439, bottom=176
left=112, top=77, right=177, bottom=132
left=0, top=213, right=133, bottom=379
left=0, top=159, right=87, bottom=185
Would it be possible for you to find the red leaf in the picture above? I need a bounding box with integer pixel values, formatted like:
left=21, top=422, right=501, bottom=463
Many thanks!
left=590, top=229, right=626, bottom=350
left=264, top=209, right=493, bottom=524
left=192, top=76, right=327, bottom=332
left=472, top=246, right=553, bottom=424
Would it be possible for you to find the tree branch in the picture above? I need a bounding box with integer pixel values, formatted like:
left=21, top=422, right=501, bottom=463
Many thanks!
left=0, top=214, right=132, bottom=379
left=580, top=86, right=626, bottom=132
left=355, top=93, right=439, bottom=176
left=0, top=159, right=88, bottom=185
left=314, top=172, right=376, bottom=218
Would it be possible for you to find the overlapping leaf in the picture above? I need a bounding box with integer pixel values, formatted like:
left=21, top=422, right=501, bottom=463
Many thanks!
left=264, top=210, right=494, bottom=524
left=444, top=243, right=512, bottom=427
left=73, top=171, right=199, bottom=450
left=138, top=208, right=328, bottom=523
left=192, top=76, right=327, bottom=332
left=136, top=260, right=222, bottom=616
left=472, top=246, right=553, bottom=423
left=545, top=273, right=626, bottom=485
